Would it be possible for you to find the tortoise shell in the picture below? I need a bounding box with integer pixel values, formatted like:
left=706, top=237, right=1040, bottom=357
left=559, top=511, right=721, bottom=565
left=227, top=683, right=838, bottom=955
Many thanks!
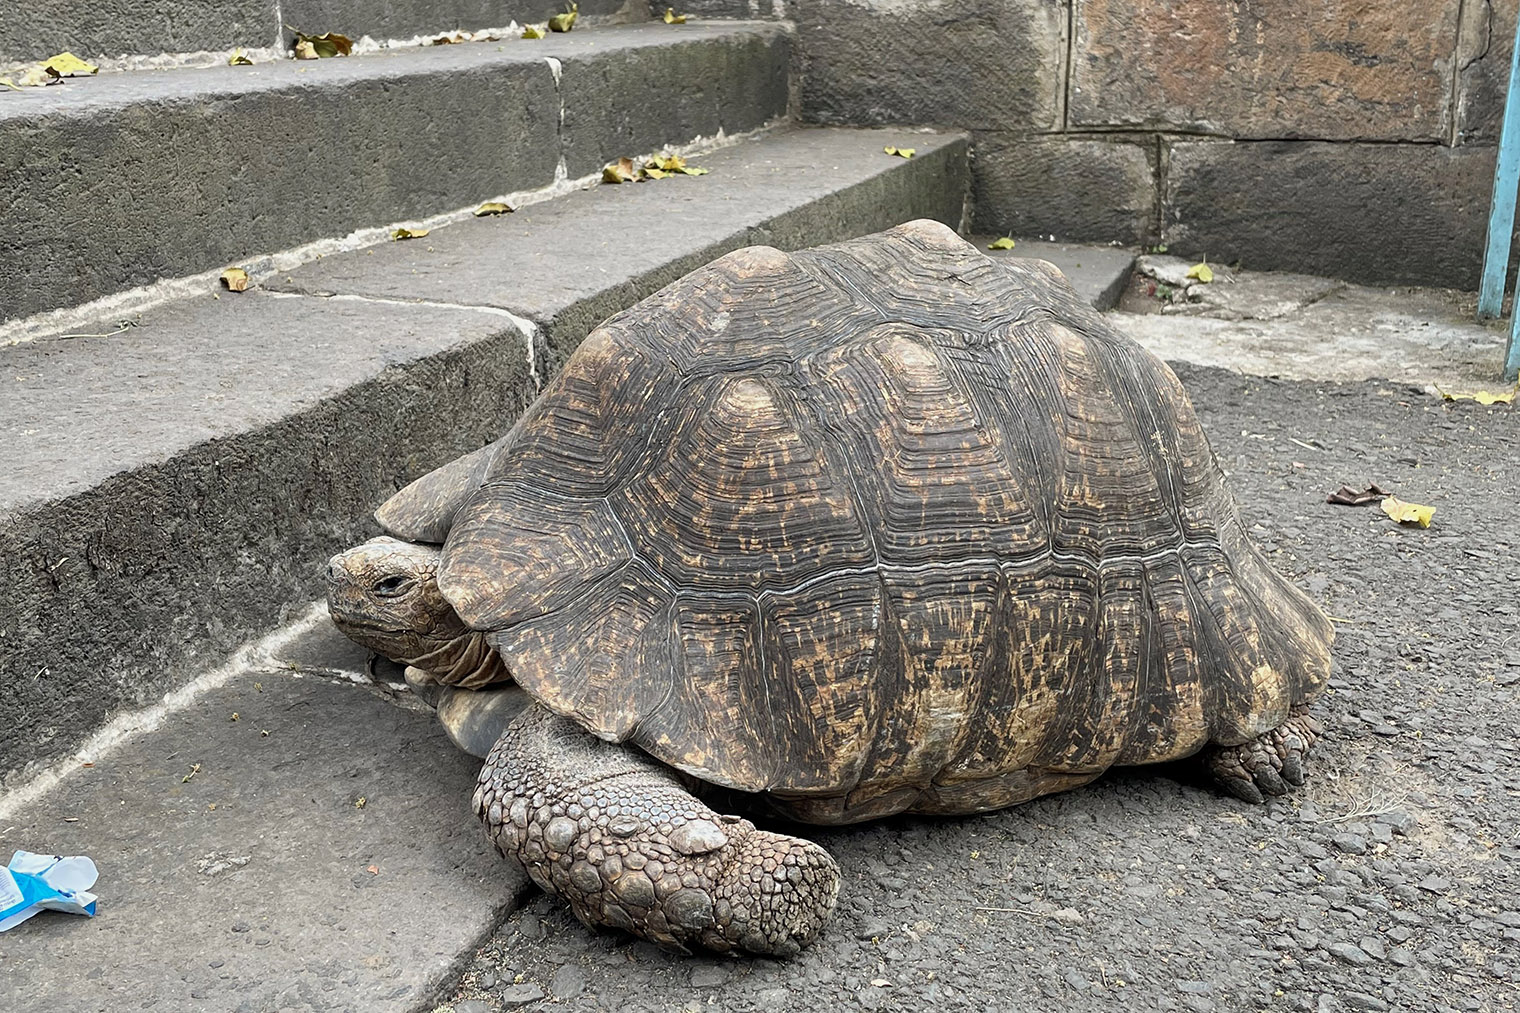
left=382, top=220, right=1332, bottom=820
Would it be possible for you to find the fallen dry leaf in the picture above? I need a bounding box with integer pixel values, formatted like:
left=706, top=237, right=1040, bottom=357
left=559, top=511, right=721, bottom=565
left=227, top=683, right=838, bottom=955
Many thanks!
left=0, top=77, right=18, bottom=91
left=987, top=237, right=1016, bottom=251
left=1186, top=261, right=1214, bottom=283
left=643, top=166, right=670, bottom=179
left=1436, top=384, right=1517, bottom=405
left=1326, top=482, right=1388, bottom=506
left=602, top=157, right=638, bottom=183
left=1381, top=495, right=1434, bottom=528
left=391, top=227, right=430, bottom=240
left=432, top=32, right=468, bottom=44
left=219, top=267, right=250, bottom=292
left=44, top=52, right=98, bottom=77
left=549, top=2, right=579, bottom=32
left=474, top=201, right=514, bottom=216
left=883, top=146, right=916, bottom=159
left=366, top=864, right=379, bottom=874
left=288, top=27, right=353, bottom=58
left=17, top=65, right=60, bottom=87
left=664, top=7, right=688, bottom=23
left=522, top=23, right=548, bottom=38
left=228, top=48, right=253, bottom=66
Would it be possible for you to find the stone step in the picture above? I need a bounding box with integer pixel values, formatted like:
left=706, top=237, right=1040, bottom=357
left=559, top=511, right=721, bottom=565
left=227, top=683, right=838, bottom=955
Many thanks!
left=1, top=0, right=638, bottom=69
left=0, top=124, right=970, bottom=787
left=977, top=237, right=1137, bottom=312
left=1, top=21, right=789, bottom=324
left=0, top=615, right=529, bottom=1013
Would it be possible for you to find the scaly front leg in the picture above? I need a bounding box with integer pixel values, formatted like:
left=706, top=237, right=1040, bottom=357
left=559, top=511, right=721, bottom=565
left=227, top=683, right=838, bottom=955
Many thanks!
left=473, top=703, right=840, bottom=956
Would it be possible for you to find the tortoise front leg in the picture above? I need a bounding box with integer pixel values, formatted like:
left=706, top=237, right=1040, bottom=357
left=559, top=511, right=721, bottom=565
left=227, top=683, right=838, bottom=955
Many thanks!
left=473, top=703, right=840, bottom=956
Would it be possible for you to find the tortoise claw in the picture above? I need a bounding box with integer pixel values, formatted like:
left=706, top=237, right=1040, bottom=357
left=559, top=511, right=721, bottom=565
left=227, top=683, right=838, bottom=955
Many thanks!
left=1204, top=707, right=1322, bottom=805
left=1220, top=775, right=1264, bottom=804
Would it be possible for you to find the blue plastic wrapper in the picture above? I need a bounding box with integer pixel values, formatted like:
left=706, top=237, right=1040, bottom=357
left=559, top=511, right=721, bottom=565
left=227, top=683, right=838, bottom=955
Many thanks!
left=0, top=851, right=99, bottom=931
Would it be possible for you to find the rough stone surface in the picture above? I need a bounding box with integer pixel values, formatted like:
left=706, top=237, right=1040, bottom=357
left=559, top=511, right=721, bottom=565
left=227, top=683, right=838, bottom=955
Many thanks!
left=556, top=24, right=790, bottom=177
left=0, top=293, right=536, bottom=785
left=1164, top=140, right=1501, bottom=290
left=280, top=0, right=637, bottom=45
left=273, top=127, right=970, bottom=365
left=674, top=0, right=785, bottom=15
left=0, top=0, right=640, bottom=65
left=795, top=0, right=1064, bottom=131
left=1072, top=0, right=1459, bottom=141
left=0, top=0, right=274, bottom=65
left=0, top=22, right=789, bottom=323
left=432, top=360, right=1520, bottom=1013
left=1457, top=0, right=1518, bottom=144
left=978, top=237, right=1137, bottom=311
left=974, top=134, right=1157, bottom=247
left=1115, top=269, right=1508, bottom=385
left=0, top=668, right=525, bottom=1013
left=1125, top=257, right=1345, bottom=322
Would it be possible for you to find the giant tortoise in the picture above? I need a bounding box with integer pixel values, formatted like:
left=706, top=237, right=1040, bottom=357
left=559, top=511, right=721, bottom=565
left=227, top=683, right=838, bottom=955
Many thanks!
left=326, top=220, right=1333, bottom=957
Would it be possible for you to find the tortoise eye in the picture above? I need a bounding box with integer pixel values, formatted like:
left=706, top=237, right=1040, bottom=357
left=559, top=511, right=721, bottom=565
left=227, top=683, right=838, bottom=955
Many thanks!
left=373, top=575, right=415, bottom=598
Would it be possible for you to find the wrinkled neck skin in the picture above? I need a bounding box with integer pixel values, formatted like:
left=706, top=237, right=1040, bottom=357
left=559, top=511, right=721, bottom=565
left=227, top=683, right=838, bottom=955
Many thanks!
left=332, top=614, right=511, bottom=689
left=403, top=628, right=511, bottom=689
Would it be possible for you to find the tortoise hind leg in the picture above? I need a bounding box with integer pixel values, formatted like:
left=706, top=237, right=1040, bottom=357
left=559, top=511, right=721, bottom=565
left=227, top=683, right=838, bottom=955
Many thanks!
left=473, top=704, right=840, bottom=956
left=1204, top=706, right=1325, bottom=803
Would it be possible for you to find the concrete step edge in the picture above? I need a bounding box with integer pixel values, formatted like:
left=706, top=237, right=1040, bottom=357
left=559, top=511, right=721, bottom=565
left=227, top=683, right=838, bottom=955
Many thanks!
left=2, top=21, right=793, bottom=323
left=0, top=0, right=652, bottom=71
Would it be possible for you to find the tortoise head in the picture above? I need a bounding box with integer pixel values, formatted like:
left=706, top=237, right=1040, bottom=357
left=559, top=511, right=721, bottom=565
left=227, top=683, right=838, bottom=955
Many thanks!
left=326, top=536, right=470, bottom=667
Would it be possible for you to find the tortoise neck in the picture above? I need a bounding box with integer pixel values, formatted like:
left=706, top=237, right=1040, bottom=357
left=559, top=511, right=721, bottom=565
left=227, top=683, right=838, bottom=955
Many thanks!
left=408, top=630, right=510, bottom=689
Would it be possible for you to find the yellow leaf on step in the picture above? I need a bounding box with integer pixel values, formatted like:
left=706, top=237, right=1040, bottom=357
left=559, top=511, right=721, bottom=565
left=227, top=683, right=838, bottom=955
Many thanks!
left=391, top=227, right=430, bottom=240
left=1186, top=261, right=1214, bottom=283
left=549, top=3, right=578, bottom=32
left=474, top=202, right=514, bottom=216
left=664, top=8, right=688, bottom=23
left=1380, top=496, right=1434, bottom=528
left=883, top=146, right=916, bottom=158
left=602, top=157, right=638, bottom=183
left=219, top=267, right=250, bottom=292
left=522, top=23, right=548, bottom=38
left=228, top=48, right=254, bottom=65
left=987, top=237, right=1016, bottom=250
left=44, top=52, right=98, bottom=76
left=288, top=28, right=352, bottom=58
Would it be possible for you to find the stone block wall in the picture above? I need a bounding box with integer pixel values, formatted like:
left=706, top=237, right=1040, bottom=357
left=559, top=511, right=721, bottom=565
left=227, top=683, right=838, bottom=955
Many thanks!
left=692, top=0, right=1512, bottom=289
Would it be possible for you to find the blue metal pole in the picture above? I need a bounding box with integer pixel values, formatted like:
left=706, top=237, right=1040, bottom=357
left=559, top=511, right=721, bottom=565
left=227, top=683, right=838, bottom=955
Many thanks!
left=1477, top=13, right=1520, bottom=321
left=1508, top=296, right=1520, bottom=379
